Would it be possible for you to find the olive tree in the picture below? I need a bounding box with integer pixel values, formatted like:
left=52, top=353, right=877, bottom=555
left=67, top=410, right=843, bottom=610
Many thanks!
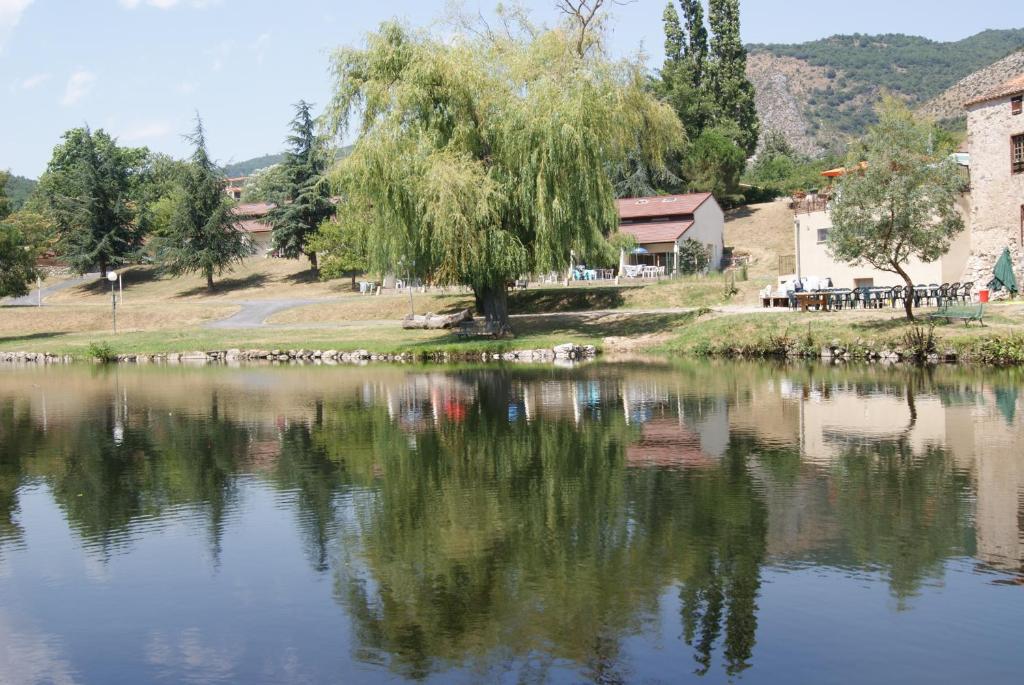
left=324, top=19, right=681, bottom=334
left=828, top=100, right=965, bottom=321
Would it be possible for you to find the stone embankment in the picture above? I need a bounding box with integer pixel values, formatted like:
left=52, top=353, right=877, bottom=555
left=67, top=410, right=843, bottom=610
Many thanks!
left=0, top=343, right=598, bottom=365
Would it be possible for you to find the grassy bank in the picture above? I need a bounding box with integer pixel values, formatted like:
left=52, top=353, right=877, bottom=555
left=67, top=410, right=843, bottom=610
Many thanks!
left=0, top=310, right=698, bottom=358
left=661, top=305, right=1024, bottom=365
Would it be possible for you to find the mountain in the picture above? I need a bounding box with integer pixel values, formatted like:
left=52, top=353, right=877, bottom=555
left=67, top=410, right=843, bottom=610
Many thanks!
left=919, top=49, right=1024, bottom=122
left=222, top=154, right=285, bottom=178
left=3, top=174, right=37, bottom=211
left=222, top=146, right=355, bottom=178
left=746, top=29, right=1024, bottom=155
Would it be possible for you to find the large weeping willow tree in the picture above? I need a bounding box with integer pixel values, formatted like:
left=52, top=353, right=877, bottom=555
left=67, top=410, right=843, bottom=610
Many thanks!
left=324, top=17, right=682, bottom=334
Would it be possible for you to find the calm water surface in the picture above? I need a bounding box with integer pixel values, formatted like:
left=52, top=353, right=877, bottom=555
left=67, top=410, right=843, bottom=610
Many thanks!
left=0, top=361, right=1022, bottom=684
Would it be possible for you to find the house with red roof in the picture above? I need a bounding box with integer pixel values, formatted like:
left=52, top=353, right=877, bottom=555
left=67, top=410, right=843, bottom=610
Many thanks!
left=232, top=201, right=275, bottom=255
left=616, top=192, right=724, bottom=275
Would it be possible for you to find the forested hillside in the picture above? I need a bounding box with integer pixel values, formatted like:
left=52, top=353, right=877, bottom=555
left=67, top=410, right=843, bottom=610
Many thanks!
left=2, top=174, right=37, bottom=211
left=747, top=29, right=1024, bottom=154
left=222, top=154, right=285, bottom=177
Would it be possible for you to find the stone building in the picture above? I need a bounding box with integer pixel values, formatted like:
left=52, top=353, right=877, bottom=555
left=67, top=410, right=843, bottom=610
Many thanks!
left=963, top=74, right=1024, bottom=287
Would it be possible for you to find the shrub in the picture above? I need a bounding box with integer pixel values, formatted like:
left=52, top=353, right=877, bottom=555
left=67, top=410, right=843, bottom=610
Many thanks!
left=85, top=341, right=114, bottom=363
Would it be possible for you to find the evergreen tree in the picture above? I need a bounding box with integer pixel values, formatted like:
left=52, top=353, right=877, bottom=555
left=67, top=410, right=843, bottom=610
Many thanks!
left=155, top=116, right=254, bottom=290
left=681, top=0, right=708, bottom=91
left=663, top=1, right=685, bottom=66
left=37, top=128, right=149, bottom=276
left=707, top=0, right=759, bottom=155
left=266, top=101, right=335, bottom=273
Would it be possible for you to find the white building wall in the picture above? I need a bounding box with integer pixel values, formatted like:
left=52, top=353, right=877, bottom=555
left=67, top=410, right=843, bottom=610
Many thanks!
left=685, top=199, right=725, bottom=270
left=794, top=209, right=967, bottom=288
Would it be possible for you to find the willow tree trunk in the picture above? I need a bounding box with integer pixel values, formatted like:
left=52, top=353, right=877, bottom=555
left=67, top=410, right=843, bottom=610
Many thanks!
left=476, top=284, right=513, bottom=337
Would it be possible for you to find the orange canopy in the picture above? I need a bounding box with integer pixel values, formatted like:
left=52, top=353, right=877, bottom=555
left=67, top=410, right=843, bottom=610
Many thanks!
left=821, top=161, right=867, bottom=178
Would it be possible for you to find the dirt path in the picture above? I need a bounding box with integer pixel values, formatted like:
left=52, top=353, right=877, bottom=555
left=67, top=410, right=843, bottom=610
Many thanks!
left=202, top=300, right=788, bottom=330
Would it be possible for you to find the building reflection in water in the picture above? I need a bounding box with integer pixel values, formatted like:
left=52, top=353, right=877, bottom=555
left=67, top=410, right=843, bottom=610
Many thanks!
left=0, top=362, right=1021, bottom=682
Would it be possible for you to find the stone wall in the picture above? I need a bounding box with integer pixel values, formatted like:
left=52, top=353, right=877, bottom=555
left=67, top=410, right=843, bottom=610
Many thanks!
left=964, top=94, right=1024, bottom=288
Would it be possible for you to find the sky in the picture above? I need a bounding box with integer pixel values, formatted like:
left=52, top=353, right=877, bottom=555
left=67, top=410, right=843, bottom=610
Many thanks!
left=1, top=0, right=1022, bottom=178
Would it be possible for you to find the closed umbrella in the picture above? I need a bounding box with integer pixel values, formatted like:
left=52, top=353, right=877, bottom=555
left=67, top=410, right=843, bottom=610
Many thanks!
left=988, top=247, right=1018, bottom=295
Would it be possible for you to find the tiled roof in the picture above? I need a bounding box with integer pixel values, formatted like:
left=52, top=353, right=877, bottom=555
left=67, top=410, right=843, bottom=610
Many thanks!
left=617, top=193, right=712, bottom=220
left=965, top=74, right=1024, bottom=107
left=232, top=202, right=275, bottom=217
left=619, top=220, right=694, bottom=245
left=238, top=219, right=271, bottom=234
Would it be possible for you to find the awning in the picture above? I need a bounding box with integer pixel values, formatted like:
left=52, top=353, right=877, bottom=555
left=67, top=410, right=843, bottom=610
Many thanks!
left=821, top=161, right=868, bottom=178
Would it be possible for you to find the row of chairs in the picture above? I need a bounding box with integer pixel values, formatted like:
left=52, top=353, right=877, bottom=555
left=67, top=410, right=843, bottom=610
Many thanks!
left=801, top=283, right=974, bottom=311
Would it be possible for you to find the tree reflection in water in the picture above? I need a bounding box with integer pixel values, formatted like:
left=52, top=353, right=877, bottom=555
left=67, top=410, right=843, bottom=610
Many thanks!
left=0, top=363, right=1016, bottom=681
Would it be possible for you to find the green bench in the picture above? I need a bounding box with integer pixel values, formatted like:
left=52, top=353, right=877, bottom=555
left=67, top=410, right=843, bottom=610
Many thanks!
left=455, top=320, right=500, bottom=338
left=927, top=304, right=984, bottom=326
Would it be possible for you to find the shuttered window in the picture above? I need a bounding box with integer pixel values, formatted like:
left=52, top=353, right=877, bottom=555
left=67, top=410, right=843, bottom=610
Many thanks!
left=1014, top=134, right=1024, bottom=175
left=1013, top=96, right=1023, bottom=115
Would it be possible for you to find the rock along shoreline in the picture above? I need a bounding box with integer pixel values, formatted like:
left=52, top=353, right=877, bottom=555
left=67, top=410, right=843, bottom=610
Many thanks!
left=0, top=343, right=599, bottom=366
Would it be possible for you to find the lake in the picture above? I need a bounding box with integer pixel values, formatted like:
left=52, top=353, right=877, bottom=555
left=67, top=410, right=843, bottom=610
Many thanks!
left=0, top=361, right=1022, bottom=684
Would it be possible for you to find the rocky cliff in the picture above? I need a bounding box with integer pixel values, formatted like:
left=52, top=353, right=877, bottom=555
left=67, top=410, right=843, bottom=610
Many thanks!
left=918, top=49, right=1024, bottom=122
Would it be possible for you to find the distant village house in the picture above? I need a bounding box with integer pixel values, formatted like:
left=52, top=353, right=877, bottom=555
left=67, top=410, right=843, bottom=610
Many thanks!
left=616, top=193, right=725, bottom=276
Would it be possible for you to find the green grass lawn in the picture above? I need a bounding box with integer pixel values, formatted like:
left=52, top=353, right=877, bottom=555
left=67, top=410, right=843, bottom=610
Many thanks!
left=0, top=310, right=699, bottom=358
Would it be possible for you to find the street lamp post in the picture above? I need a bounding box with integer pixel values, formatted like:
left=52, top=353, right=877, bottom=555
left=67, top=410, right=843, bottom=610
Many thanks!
left=107, top=271, right=119, bottom=334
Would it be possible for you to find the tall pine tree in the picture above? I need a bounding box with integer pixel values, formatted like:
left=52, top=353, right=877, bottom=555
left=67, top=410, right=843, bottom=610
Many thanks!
left=156, top=116, right=254, bottom=290
left=266, top=101, right=334, bottom=273
left=681, top=0, right=708, bottom=91
left=707, top=0, right=759, bottom=155
left=38, top=128, right=149, bottom=276
left=663, top=1, right=685, bottom=66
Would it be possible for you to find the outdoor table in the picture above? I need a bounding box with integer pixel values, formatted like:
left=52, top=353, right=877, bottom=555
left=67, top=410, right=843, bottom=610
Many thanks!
left=796, top=292, right=831, bottom=312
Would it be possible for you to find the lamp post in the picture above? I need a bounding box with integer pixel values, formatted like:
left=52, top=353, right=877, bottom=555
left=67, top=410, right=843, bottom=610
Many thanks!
left=107, top=271, right=119, bottom=334
left=408, top=258, right=415, bottom=318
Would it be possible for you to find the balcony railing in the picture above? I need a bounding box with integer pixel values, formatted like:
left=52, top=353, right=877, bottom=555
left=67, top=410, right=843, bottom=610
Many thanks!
left=792, top=197, right=829, bottom=214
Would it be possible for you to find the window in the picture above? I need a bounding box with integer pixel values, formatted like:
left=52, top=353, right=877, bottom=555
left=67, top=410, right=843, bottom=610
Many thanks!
left=816, top=228, right=830, bottom=243
left=1013, top=96, right=1023, bottom=116
left=1014, top=134, right=1024, bottom=175
left=854, top=278, right=874, bottom=289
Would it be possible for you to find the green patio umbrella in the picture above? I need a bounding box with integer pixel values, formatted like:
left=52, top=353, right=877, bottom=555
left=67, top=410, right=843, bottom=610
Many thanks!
left=988, top=247, right=1018, bottom=294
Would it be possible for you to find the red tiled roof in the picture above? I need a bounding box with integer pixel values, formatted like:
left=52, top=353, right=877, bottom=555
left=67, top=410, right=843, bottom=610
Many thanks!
left=238, top=219, right=271, bottom=234
left=232, top=202, right=275, bottom=217
left=619, top=220, right=693, bottom=244
left=965, top=74, right=1024, bottom=107
left=617, top=193, right=713, bottom=220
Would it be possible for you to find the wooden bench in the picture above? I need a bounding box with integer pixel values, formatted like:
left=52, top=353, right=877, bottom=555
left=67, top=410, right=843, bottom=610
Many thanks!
left=927, top=304, right=985, bottom=326
left=455, top=320, right=500, bottom=338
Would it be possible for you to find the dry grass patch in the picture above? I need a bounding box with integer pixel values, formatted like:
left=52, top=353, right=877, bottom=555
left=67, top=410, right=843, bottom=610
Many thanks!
left=46, top=258, right=354, bottom=304
left=269, top=291, right=474, bottom=323
left=0, top=303, right=239, bottom=339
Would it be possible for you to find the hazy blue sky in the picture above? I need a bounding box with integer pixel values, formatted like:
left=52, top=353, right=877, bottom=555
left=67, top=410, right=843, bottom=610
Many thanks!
left=2, top=0, right=1022, bottom=177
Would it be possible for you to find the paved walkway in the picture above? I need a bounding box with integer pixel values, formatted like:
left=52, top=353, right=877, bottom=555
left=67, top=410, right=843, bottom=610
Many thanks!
left=1, top=273, right=98, bottom=306
left=205, top=299, right=341, bottom=329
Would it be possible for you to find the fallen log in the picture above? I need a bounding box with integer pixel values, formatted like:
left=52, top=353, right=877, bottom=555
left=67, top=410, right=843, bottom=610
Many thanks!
left=401, top=309, right=473, bottom=330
